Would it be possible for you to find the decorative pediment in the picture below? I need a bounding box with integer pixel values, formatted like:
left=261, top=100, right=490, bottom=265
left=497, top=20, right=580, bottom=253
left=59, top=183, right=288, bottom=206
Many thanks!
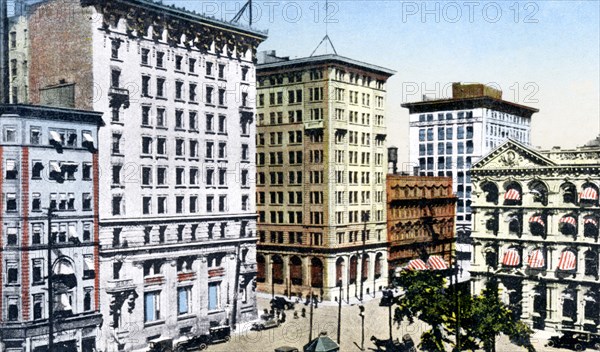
left=473, top=139, right=556, bottom=170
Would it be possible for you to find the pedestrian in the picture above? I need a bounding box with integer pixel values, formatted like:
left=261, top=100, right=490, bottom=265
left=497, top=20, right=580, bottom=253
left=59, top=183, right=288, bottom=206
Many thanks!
left=301, top=307, right=306, bottom=318
left=281, top=311, right=286, bottom=323
left=293, top=311, right=299, bottom=319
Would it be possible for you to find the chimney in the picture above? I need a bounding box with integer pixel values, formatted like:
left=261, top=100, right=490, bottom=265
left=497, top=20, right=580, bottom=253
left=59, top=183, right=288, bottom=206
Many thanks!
left=387, top=146, right=398, bottom=175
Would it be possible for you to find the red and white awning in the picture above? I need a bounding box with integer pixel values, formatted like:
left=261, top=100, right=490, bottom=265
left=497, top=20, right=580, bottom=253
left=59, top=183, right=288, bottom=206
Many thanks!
left=557, top=250, right=577, bottom=271
left=407, top=259, right=428, bottom=271
left=560, top=216, right=577, bottom=227
left=502, top=248, right=520, bottom=267
left=427, top=256, right=448, bottom=270
left=527, top=249, right=545, bottom=269
left=585, top=218, right=598, bottom=226
left=504, top=189, right=521, bottom=201
left=529, top=216, right=545, bottom=227
left=580, top=187, right=599, bottom=201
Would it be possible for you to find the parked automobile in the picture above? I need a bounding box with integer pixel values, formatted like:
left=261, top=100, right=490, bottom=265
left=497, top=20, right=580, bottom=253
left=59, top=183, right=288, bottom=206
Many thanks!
left=252, top=316, right=281, bottom=331
left=271, top=296, right=295, bottom=310
left=174, top=326, right=231, bottom=351
left=546, top=334, right=585, bottom=351
left=148, top=338, right=173, bottom=352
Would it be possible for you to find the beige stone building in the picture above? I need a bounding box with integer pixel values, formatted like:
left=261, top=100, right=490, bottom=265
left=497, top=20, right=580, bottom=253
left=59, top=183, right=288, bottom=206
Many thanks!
left=255, top=51, right=394, bottom=302
left=470, top=138, right=600, bottom=335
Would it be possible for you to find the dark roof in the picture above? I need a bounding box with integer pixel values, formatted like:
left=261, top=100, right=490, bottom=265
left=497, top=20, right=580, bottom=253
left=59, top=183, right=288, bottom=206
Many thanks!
left=401, top=97, right=539, bottom=118
left=0, top=104, right=104, bottom=126
left=258, top=54, right=395, bottom=77
left=303, top=334, right=339, bottom=352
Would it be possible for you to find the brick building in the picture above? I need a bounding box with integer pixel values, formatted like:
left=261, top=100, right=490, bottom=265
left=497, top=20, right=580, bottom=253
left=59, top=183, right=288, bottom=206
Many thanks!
left=386, top=174, right=456, bottom=276
left=255, top=51, right=394, bottom=302
left=10, top=0, right=267, bottom=350
left=0, top=104, right=103, bottom=352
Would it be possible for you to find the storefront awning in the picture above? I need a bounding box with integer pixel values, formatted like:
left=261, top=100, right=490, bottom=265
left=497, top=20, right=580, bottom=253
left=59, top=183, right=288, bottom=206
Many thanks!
left=557, top=250, right=577, bottom=271
left=527, top=249, right=545, bottom=269
left=406, top=259, right=428, bottom=271
left=427, top=256, right=448, bottom=270
left=502, top=248, right=520, bottom=267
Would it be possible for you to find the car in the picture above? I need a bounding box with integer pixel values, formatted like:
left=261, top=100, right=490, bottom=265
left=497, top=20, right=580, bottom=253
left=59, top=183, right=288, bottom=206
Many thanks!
left=174, top=326, right=231, bottom=351
left=271, top=296, right=295, bottom=310
left=252, top=316, right=281, bottom=331
left=148, top=338, right=173, bottom=352
left=546, top=334, right=585, bottom=351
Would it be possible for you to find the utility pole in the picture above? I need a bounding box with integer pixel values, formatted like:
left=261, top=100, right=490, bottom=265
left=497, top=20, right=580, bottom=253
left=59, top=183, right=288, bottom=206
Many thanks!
left=271, top=257, right=275, bottom=299
left=308, top=290, right=314, bottom=343
left=231, top=243, right=242, bottom=330
left=337, top=285, right=342, bottom=344
left=46, top=208, right=55, bottom=351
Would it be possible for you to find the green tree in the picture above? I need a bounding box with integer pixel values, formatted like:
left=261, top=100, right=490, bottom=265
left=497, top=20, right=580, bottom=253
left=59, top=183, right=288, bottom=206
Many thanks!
left=392, top=271, right=536, bottom=352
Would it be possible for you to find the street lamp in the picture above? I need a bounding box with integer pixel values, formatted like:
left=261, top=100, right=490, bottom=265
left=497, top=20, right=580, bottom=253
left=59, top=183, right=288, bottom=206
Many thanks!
left=352, top=305, right=366, bottom=351
left=306, top=290, right=318, bottom=343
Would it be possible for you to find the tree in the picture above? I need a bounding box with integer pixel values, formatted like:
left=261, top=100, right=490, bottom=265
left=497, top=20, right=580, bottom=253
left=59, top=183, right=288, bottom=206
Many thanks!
left=392, top=271, right=535, bottom=352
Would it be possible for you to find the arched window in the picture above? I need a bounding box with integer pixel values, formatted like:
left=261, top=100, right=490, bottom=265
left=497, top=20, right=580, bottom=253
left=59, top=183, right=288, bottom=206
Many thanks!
left=53, top=258, right=76, bottom=289
left=374, top=253, right=383, bottom=279
left=559, top=215, right=578, bottom=236
left=580, top=183, right=599, bottom=207
left=528, top=180, right=548, bottom=206
left=481, top=182, right=499, bottom=204
left=503, top=182, right=522, bottom=206
left=584, top=216, right=599, bottom=238
left=506, top=213, right=522, bottom=235
left=256, top=255, right=265, bottom=283
left=584, top=291, right=599, bottom=322
left=529, top=214, right=546, bottom=236
left=289, top=256, right=303, bottom=286
left=501, top=247, right=521, bottom=267
left=584, top=250, right=599, bottom=277
left=272, top=255, right=284, bottom=284
left=361, top=255, right=370, bottom=282
left=349, top=256, right=358, bottom=284
left=557, top=249, right=577, bottom=272
left=485, top=211, right=499, bottom=233
left=310, top=257, right=323, bottom=288
left=560, top=182, right=577, bottom=205
left=561, top=289, right=577, bottom=321
left=336, top=257, right=345, bottom=287
left=483, top=246, right=498, bottom=269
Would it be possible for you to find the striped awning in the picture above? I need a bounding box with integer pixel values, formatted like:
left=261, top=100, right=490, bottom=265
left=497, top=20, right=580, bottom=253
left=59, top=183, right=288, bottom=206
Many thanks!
left=560, top=216, right=577, bottom=227
left=585, top=218, right=598, bottom=227
left=504, top=189, right=521, bottom=201
left=557, top=250, right=577, bottom=271
left=427, top=256, right=448, bottom=270
left=527, top=249, right=545, bottom=269
left=529, top=215, right=545, bottom=227
left=581, top=187, right=599, bottom=201
left=502, top=248, right=520, bottom=267
left=407, top=259, right=428, bottom=271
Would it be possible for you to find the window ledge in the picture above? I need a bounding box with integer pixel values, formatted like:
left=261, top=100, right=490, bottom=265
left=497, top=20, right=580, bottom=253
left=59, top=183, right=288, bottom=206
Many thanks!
left=144, top=320, right=165, bottom=327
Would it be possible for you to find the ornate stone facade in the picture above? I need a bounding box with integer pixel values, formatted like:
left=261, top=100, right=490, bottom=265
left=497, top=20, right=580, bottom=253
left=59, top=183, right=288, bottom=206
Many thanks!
left=470, top=139, right=600, bottom=335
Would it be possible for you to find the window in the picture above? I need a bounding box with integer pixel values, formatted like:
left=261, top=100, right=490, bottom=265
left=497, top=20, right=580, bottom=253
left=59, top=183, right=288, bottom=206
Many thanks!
left=189, top=112, right=198, bottom=131
left=219, top=195, right=227, bottom=212
left=206, top=62, right=213, bottom=76
left=6, top=262, right=18, bottom=284
left=83, top=255, right=95, bottom=279
left=141, top=48, right=150, bottom=65
left=218, top=64, right=225, bottom=79
left=156, top=51, right=164, bottom=68
left=208, top=282, right=220, bottom=310
left=189, top=83, right=197, bottom=102
left=189, top=196, right=198, bottom=213
left=3, top=126, right=16, bottom=142
left=144, top=292, right=161, bottom=322
left=111, top=69, right=120, bottom=88
left=7, top=297, right=19, bottom=321
left=189, top=140, right=198, bottom=158
left=175, top=81, right=183, bottom=100
left=157, top=196, right=167, bottom=214
left=112, top=196, right=122, bottom=215
left=157, top=167, right=167, bottom=186
left=190, top=168, right=199, bottom=186
left=156, top=78, right=165, bottom=97
left=218, top=115, right=227, bottom=133
left=178, top=287, right=191, bottom=315
left=157, top=137, right=167, bottom=155
left=176, top=196, right=184, bottom=214
left=156, top=108, right=166, bottom=127
left=218, top=89, right=226, bottom=105
left=218, top=168, right=227, bottom=186
left=206, top=195, right=214, bottom=213
left=9, top=31, right=16, bottom=48
left=189, top=58, right=196, bottom=73
left=5, top=193, right=17, bottom=212
left=112, top=165, right=121, bottom=185
left=176, top=138, right=185, bottom=156
left=205, top=86, right=214, bottom=104
left=218, top=142, right=227, bottom=159
left=175, top=55, right=183, bottom=70
left=31, top=192, right=41, bottom=211
left=143, top=197, right=152, bottom=214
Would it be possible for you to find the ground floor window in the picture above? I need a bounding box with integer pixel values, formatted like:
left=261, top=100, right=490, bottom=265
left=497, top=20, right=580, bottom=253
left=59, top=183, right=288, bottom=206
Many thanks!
left=144, top=291, right=161, bottom=322
left=208, top=282, right=220, bottom=311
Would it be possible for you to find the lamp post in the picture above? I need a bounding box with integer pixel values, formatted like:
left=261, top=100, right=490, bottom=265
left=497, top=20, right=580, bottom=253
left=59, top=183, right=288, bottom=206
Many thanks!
left=271, top=256, right=275, bottom=299
left=360, top=211, right=369, bottom=301
left=352, top=305, right=366, bottom=351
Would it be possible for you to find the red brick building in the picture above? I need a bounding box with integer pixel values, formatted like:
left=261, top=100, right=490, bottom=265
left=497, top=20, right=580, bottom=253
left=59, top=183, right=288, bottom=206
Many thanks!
left=386, top=175, right=456, bottom=276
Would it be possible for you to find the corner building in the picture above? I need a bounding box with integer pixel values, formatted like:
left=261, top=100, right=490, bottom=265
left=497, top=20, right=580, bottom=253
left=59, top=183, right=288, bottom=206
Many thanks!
left=471, top=139, right=600, bottom=336
left=17, top=0, right=266, bottom=350
left=255, top=51, right=394, bottom=301
left=0, top=105, right=103, bottom=352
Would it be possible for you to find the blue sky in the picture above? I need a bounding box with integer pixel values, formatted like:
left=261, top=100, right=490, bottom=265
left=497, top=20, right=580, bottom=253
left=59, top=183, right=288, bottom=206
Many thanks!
left=170, top=0, right=599, bottom=162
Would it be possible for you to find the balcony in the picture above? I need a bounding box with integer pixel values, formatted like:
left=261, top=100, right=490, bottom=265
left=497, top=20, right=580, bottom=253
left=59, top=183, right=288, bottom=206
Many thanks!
left=109, top=87, right=130, bottom=110
left=105, top=278, right=136, bottom=293
left=304, top=120, right=324, bottom=130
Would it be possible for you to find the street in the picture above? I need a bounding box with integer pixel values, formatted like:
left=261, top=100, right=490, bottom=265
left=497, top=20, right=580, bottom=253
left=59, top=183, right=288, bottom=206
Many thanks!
left=206, top=294, right=573, bottom=352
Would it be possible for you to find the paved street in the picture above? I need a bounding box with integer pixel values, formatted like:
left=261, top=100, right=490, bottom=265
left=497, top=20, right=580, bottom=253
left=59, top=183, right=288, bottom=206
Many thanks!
left=205, top=294, right=573, bottom=352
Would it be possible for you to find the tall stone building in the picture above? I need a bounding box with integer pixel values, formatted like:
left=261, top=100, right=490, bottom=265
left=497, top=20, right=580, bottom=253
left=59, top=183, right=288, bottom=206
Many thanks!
left=386, top=174, right=456, bottom=276
left=255, top=51, right=394, bottom=301
left=12, top=0, right=267, bottom=350
left=470, top=138, right=600, bottom=335
left=0, top=104, right=103, bottom=352
left=403, top=82, right=539, bottom=281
